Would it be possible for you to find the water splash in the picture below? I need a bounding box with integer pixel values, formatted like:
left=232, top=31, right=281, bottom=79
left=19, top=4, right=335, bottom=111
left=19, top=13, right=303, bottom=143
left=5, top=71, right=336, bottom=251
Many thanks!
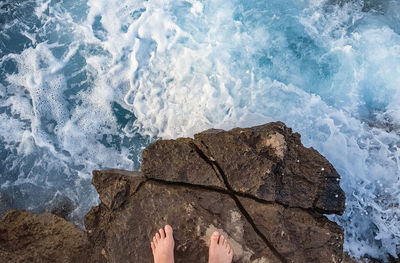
left=0, top=0, right=399, bottom=259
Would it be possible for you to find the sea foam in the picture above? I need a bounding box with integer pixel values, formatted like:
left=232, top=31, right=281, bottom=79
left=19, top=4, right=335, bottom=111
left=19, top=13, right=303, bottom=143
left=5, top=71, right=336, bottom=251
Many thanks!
left=0, top=0, right=399, bottom=259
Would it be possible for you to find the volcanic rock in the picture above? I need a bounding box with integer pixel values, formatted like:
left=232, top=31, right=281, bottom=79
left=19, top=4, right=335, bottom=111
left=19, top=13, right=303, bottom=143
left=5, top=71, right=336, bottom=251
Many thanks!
left=143, top=122, right=345, bottom=214
left=86, top=122, right=345, bottom=263
left=0, top=122, right=346, bottom=263
left=0, top=210, right=89, bottom=263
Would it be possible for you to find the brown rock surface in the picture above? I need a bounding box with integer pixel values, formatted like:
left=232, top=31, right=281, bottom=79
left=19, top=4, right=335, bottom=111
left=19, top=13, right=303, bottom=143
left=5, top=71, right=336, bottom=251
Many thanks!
left=0, top=122, right=347, bottom=263
left=239, top=197, right=343, bottom=262
left=192, top=122, right=345, bottom=214
left=141, top=138, right=226, bottom=189
left=86, top=122, right=345, bottom=263
left=142, top=122, right=345, bottom=214
left=85, top=168, right=343, bottom=263
left=85, top=174, right=281, bottom=263
left=0, top=210, right=89, bottom=263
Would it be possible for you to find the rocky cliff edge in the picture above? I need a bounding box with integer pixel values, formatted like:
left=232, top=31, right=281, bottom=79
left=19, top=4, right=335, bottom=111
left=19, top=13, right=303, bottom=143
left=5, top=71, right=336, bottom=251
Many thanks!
left=0, top=122, right=346, bottom=263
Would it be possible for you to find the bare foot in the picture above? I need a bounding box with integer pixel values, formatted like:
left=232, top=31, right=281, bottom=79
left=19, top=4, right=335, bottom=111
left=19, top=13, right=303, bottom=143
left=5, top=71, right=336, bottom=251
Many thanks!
left=208, top=231, right=234, bottom=263
left=150, top=225, right=175, bottom=263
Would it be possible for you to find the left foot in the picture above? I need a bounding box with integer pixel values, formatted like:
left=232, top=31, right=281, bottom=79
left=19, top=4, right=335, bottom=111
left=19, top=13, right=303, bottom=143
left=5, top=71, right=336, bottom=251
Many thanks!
left=150, top=225, right=175, bottom=263
left=208, top=231, right=233, bottom=263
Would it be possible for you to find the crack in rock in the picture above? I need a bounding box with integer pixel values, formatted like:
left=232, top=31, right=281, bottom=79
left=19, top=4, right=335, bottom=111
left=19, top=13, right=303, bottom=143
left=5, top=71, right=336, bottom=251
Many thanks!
left=136, top=122, right=345, bottom=262
left=0, top=122, right=346, bottom=263
left=190, top=141, right=288, bottom=263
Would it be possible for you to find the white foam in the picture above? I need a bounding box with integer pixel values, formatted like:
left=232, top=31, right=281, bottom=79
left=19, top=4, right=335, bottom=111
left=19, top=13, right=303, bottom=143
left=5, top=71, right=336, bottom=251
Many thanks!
left=123, top=0, right=400, bottom=258
left=1, top=0, right=399, bottom=258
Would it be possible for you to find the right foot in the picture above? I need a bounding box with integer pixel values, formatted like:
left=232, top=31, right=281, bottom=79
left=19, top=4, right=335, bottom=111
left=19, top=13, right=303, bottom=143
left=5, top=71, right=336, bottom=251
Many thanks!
left=208, top=231, right=234, bottom=263
left=150, top=225, right=175, bottom=263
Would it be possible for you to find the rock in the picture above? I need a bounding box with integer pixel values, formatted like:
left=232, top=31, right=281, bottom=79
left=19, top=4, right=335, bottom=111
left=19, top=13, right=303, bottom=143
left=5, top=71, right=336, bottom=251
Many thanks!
left=238, top=197, right=343, bottom=262
left=86, top=174, right=281, bottom=263
left=193, top=122, right=345, bottom=214
left=46, top=193, right=76, bottom=220
left=0, top=122, right=347, bottom=263
left=0, top=210, right=89, bottom=263
left=86, top=122, right=345, bottom=263
left=86, top=168, right=343, bottom=263
left=91, top=169, right=145, bottom=210
left=143, top=122, right=345, bottom=214
left=142, top=138, right=226, bottom=189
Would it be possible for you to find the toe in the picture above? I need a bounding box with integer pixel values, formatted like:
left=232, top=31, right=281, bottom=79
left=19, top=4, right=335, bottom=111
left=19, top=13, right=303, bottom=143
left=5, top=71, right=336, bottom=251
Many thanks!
left=159, top=228, right=165, bottom=239
left=164, top=225, right=173, bottom=238
left=153, top=236, right=158, bottom=245
left=219, top=235, right=225, bottom=245
left=155, top=232, right=161, bottom=241
left=210, top=231, right=220, bottom=246
left=223, top=239, right=228, bottom=249
left=151, top=241, right=155, bottom=252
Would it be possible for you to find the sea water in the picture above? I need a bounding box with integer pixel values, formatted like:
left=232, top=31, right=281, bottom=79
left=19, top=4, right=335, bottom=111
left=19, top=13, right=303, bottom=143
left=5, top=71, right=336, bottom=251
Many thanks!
left=0, top=0, right=399, bottom=260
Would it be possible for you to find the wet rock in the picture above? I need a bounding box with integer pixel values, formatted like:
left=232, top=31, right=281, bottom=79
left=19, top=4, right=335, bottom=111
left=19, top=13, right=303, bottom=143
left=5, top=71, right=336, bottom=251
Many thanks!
left=193, top=122, right=345, bottom=214
left=46, top=193, right=76, bottom=220
left=86, top=122, right=345, bottom=262
left=0, top=210, right=89, bottom=263
left=1, top=122, right=347, bottom=263
left=143, top=122, right=345, bottom=214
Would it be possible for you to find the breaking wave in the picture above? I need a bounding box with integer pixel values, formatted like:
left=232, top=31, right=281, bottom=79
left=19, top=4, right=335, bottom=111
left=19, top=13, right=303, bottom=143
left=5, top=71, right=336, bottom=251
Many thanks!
left=0, top=0, right=399, bottom=259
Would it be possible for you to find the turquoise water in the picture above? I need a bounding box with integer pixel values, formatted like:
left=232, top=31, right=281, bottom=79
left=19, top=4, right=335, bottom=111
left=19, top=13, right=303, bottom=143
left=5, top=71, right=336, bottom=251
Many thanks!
left=1, top=0, right=399, bottom=260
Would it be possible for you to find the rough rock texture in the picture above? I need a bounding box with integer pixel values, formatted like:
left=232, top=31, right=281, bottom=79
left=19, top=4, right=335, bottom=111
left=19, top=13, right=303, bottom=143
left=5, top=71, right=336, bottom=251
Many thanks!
left=46, top=193, right=76, bottom=220
left=86, top=122, right=345, bottom=263
left=142, top=122, right=345, bottom=214
left=85, top=172, right=281, bottom=263
left=141, top=138, right=226, bottom=189
left=0, top=122, right=347, bottom=263
left=0, top=210, right=89, bottom=263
